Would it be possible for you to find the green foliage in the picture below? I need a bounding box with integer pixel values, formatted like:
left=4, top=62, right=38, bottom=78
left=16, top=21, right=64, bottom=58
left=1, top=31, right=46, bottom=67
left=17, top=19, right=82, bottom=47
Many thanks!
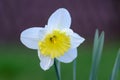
left=89, top=29, right=105, bottom=80
left=110, top=49, right=120, bottom=80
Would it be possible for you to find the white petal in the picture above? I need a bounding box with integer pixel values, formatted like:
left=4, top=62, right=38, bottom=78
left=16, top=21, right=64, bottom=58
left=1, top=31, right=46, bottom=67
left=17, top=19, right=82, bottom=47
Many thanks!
left=38, top=51, right=54, bottom=71
left=48, top=8, right=71, bottom=30
left=70, top=32, right=85, bottom=48
left=62, top=28, right=85, bottom=48
left=20, top=27, right=45, bottom=49
left=57, top=48, right=77, bottom=63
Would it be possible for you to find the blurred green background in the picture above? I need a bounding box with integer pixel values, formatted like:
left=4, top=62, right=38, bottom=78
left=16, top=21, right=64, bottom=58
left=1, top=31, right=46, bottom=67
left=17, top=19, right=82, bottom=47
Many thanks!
left=0, top=41, right=120, bottom=80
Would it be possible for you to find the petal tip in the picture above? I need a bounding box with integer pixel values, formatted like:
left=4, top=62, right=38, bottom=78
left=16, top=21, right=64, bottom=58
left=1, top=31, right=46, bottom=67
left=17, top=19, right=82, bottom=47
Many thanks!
left=81, top=37, right=85, bottom=43
left=39, top=55, right=54, bottom=71
left=48, top=8, right=71, bottom=29
left=57, top=8, right=69, bottom=12
left=40, top=62, right=49, bottom=71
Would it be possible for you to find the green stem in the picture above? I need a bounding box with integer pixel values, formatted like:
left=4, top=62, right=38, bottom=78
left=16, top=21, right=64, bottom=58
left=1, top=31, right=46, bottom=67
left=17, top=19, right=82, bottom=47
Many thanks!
left=57, top=61, right=61, bottom=79
left=54, top=60, right=60, bottom=80
left=73, top=59, right=76, bottom=80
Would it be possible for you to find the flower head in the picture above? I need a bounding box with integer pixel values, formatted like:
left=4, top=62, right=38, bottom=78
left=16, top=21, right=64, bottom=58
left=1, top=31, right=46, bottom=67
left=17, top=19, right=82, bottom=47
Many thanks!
left=20, top=8, right=85, bottom=70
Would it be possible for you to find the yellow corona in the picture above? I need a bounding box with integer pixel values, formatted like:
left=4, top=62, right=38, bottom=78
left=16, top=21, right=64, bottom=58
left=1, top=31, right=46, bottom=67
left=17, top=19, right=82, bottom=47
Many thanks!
left=38, top=30, right=71, bottom=58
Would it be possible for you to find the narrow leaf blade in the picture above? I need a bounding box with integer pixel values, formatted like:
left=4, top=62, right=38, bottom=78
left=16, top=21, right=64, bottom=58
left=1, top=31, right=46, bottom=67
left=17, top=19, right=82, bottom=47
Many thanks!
left=110, top=49, right=120, bottom=80
left=89, top=30, right=105, bottom=80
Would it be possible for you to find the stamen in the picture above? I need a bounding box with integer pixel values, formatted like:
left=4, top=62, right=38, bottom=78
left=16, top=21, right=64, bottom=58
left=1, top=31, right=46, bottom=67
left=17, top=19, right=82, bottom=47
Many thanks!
left=50, top=35, right=57, bottom=43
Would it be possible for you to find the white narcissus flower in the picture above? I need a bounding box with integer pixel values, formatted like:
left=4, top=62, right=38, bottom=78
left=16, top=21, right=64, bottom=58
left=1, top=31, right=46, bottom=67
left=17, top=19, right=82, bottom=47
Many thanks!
left=20, top=8, right=85, bottom=70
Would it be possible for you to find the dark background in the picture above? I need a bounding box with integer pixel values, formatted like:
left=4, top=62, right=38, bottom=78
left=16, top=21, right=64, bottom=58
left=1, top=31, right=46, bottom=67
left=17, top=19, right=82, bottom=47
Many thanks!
left=0, top=0, right=120, bottom=42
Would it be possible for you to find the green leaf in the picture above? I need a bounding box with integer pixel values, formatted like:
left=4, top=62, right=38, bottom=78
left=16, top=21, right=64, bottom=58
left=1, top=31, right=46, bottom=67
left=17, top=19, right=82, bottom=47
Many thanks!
left=110, top=48, right=120, bottom=80
left=89, top=29, right=105, bottom=80
left=92, top=29, right=99, bottom=59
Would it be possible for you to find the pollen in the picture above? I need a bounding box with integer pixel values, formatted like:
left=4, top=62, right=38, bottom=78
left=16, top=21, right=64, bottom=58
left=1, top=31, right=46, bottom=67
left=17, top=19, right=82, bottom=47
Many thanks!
left=38, top=30, right=71, bottom=58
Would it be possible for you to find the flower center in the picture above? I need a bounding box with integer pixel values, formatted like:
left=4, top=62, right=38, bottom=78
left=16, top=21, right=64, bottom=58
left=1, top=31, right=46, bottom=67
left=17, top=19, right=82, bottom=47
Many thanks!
left=38, top=30, right=71, bottom=58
